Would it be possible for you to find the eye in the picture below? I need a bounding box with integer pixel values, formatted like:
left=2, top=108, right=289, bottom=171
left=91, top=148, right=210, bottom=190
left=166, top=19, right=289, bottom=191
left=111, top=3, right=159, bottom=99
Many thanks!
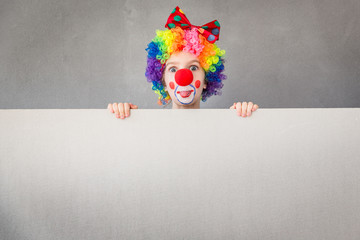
left=169, top=67, right=176, bottom=72
left=190, top=65, right=198, bottom=71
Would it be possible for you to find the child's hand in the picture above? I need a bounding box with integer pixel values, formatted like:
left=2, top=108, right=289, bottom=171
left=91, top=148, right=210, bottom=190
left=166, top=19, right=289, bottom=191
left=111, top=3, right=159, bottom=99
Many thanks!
left=108, top=102, right=138, bottom=119
left=229, top=102, right=259, bottom=117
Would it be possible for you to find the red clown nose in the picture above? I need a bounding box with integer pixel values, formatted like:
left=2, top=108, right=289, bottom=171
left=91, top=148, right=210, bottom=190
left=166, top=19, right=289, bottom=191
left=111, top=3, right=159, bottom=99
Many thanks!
left=175, top=68, right=193, bottom=86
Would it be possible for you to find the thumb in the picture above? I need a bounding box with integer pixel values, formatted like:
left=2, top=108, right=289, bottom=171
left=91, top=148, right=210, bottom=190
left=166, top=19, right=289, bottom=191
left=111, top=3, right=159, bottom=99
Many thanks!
left=129, top=103, right=138, bottom=109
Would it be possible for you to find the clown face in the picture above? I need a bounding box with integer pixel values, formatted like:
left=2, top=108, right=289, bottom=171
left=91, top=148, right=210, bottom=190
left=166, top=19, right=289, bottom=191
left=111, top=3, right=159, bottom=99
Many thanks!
left=163, top=51, right=207, bottom=109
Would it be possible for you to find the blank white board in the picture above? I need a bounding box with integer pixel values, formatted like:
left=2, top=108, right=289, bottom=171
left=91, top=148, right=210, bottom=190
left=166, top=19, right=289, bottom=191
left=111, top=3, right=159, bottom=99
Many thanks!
left=0, top=108, right=360, bottom=240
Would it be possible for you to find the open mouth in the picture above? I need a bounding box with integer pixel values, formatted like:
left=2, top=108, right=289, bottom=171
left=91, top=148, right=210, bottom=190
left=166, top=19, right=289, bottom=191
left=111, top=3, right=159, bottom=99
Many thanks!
left=177, top=90, right=194, bottom=98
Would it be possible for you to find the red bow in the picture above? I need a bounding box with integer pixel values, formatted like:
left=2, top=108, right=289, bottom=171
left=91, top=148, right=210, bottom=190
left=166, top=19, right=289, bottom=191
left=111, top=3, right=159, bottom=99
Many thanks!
left=165, top=6, right=221, bottom=44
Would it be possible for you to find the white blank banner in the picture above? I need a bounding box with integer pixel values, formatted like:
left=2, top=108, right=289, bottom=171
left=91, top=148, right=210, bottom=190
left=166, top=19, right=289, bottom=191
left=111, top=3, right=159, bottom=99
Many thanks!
left=0, top=108, right=360, bottom=240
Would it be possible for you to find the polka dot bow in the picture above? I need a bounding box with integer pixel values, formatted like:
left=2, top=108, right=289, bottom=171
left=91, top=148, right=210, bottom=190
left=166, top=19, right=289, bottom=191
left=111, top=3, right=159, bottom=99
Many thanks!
left=165, top=6, right=221, bottom=43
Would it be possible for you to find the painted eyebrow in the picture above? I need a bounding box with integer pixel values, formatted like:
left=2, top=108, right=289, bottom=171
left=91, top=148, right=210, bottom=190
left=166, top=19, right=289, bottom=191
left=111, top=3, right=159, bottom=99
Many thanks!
left=166, top=60, right=200, bottom=67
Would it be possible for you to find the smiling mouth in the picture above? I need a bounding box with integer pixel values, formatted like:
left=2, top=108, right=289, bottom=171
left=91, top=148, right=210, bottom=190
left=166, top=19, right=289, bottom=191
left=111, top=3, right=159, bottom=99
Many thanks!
left=177, top=90, right=194, bottom=98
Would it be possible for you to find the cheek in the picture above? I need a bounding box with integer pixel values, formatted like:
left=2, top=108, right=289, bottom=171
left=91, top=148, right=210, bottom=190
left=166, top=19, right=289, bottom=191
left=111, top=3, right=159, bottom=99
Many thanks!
left=195, top=80, right=201, bottom=89
left=169, top=82, right=175, bottom=90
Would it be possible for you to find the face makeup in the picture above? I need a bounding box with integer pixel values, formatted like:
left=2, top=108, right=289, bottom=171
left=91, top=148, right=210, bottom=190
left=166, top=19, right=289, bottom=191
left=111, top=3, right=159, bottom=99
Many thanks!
left=174, top=68, right=196, bottom=104
left=164, top=51, right=206, bottom=108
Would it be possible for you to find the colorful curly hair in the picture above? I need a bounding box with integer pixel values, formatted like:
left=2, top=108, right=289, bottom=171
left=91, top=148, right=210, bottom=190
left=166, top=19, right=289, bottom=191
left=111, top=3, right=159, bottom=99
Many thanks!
left=145, top=26, right=227, bottom=106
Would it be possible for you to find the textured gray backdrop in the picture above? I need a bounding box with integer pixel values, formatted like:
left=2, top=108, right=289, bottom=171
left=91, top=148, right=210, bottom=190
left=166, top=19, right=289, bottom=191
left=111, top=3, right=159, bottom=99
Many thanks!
left=0, top=0, right=359, bottom=109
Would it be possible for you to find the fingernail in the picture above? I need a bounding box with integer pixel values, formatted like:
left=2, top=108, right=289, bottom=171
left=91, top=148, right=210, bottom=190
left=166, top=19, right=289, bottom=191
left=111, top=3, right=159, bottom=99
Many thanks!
left=125, top=114, right=129, bottom=117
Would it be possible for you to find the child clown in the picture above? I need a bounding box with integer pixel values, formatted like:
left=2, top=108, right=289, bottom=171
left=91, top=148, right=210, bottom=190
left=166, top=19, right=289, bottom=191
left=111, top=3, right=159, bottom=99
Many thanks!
left=108, top=6, right=259, bottom=118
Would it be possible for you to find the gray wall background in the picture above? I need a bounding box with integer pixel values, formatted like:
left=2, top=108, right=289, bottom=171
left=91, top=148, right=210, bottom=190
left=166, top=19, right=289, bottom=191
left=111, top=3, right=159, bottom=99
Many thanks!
left=0, top=0, right=359, bottom=109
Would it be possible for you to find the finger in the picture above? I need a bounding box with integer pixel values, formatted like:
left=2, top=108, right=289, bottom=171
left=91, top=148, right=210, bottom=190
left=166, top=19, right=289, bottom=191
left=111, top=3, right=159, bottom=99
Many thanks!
left=247, top=102, right=253, bottom=116
left=241, top=102, right=248, bottom=117
left=236, top=102, right=242, bottom=116
left=118, top=103, right=125, bottom=119
left=252, top=104, right=259, bottom=111
left=113, top=103, right=120, bottom=118
left=129, top=103, right=138, bottom=109
left=124, top=103, right=130, bottom=117
left=108, top=103, right=114, bottom=113
left=229, top=102, right=236, bottom=109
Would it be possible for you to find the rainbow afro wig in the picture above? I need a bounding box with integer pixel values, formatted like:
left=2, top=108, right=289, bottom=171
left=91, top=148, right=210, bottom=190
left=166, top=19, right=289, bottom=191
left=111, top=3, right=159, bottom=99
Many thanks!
left=145, top=8, right=227, bottom=106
